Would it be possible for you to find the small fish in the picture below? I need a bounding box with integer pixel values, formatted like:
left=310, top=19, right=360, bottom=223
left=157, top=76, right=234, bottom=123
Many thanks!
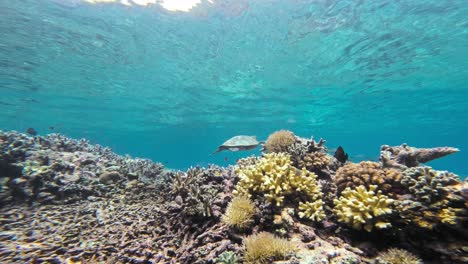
left=334, top=146, right=348, bottom=163
left=224, top=157, right=229, bottom=162
left=49, top=126, right=54, bottom=130
left=26, top=128, right=37, bottom=136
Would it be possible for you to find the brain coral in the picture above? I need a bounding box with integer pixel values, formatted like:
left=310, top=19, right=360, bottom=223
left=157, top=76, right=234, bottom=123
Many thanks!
left=264, top=130, right=296, bottom=153
left=335, top=161, right=402, bottom=195
left=234, top=152, right=325, bottom=221
left=333, top=185, right=394, bottom=232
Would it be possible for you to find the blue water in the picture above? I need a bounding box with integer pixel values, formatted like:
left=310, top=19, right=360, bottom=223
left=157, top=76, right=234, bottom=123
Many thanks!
left=1, top=0, right=467, bottom=176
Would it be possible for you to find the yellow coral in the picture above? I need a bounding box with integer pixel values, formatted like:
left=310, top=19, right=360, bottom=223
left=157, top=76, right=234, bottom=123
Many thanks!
left=333, top=185, right=394, bottom=232
left=264, top=130, right=296, bottom=153
left=438, top=208, right=457, bottom=225
left=234, top=153, right=325, bottom=221
left=222, top=196, right=256, bottom=229
left=235, top=153, right=325, bottom=221
left=243, top=232, right=296, bottom=264
left=298, top=200, right=326, bottom=221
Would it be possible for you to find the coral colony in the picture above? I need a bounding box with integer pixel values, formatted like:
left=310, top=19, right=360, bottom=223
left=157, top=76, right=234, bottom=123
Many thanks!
left=0, top=130, right=467, bottom=263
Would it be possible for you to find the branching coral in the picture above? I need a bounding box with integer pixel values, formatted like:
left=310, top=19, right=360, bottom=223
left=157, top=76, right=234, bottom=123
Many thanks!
left=243, top=232, right=296, bottom=264
left=376, top=248, right=422, bottom=264
left=264, top=130, right=296, bottom=153
left=222, top=196, right=256, bottom=229
left=333, top=185, right=394, bottom=232
left=299, top=152, right=332, bottom=171
left=168, top=167, right=220, bottom=217
left=234, top=153, right=325, bottom=221
left=298, top=200, right=326, bottom=221
left=401, top=166, right=460, bottom=203
left=335, top=161, right=402, bottom=195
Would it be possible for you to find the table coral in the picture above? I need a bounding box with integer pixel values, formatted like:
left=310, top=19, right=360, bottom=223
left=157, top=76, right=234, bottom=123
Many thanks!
left=380, top=144, right=459, bottom=169
left=233, top=153, right=325, bottom=221
left=333, top=185, right=394, bottom=232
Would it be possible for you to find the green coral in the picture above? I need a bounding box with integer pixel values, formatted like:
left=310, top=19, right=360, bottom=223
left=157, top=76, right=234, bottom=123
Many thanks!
left=234, top=153, right=325, bottom=221
left=333, top=185, right=394, bottom=232
left=215, top=251, right=240, bottom=264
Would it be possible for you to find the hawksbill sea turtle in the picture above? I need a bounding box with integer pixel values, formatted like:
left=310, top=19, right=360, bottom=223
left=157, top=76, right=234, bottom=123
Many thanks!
left=212, top=135, right=264, bottom=154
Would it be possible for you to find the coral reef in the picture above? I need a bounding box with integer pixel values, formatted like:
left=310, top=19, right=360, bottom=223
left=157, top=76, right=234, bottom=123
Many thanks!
left=222, top=196, right=256, bottom=229
left=234, top=152, right=325, bottom=221
left=335, top=161, right=402, bottom=195
left=243, top=232, right=295, bottom=264
left=263, top=130, right=296, bottom=153
left=0, top=131, right=166, bottom=206
left=380, top=143, right=459, bottom=169
left=333, top=185, right=394, bottom=232
left=0, top=130, right=467, bottom=264
left=376, top=248, right=422, bottom=264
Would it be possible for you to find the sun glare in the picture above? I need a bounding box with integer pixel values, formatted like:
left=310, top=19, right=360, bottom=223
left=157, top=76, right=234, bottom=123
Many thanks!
left=83, top=0, right=208, bottom=12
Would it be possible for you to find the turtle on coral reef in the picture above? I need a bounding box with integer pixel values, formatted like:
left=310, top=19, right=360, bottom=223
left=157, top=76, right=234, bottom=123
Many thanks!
left=212, top=135, right=264, bottom=154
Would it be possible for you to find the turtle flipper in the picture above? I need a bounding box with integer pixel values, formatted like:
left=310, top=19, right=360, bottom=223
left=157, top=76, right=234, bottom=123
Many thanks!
left=211, top=147, right=223, bottom=155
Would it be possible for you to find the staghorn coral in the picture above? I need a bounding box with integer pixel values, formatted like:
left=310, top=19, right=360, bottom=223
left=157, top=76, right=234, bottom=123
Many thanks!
left=380, top=143, right=459, bottom=169
left=222, top=196, right=256, bottom=229
left=376, top=248, right=422, bottom=264
left=401, top=166, right=460, bottom=203
left=333, top=185, right=394, bottom=232
left=167, top=167, right=222, bottom=218
left=233, top=153, right=325, bottom=221
left=243, top=232, right=296, bottom=264
left=335, top=161, right=402, bottom=195
left=264, top=130, right=296, bottom=153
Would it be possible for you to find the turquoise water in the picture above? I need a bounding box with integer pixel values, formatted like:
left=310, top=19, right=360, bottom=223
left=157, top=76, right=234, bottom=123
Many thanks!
left=1, top=0, right=467, bottom=175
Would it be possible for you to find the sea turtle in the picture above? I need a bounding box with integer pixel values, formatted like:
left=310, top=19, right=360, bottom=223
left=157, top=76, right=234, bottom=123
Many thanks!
left=212, top=135, right=264, bottom=154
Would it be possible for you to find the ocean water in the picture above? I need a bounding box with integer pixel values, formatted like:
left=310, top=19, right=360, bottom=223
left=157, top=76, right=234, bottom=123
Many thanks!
left=1, top=0, right=467, bottom=176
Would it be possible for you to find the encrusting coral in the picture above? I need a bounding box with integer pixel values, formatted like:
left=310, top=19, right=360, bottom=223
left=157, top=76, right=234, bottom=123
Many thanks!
left=333, top=185, right=394, bottom=232
left=263, top=130, right=296, bottom=153
left=222, top=196, right=256, bottom=229
left=243, top=232, right=296, bottom=264
left=335, top=161, right=402, bottom=195
left=376, top=248, right=422, bottom=264
left=233, top=153, right=325, bottom=221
